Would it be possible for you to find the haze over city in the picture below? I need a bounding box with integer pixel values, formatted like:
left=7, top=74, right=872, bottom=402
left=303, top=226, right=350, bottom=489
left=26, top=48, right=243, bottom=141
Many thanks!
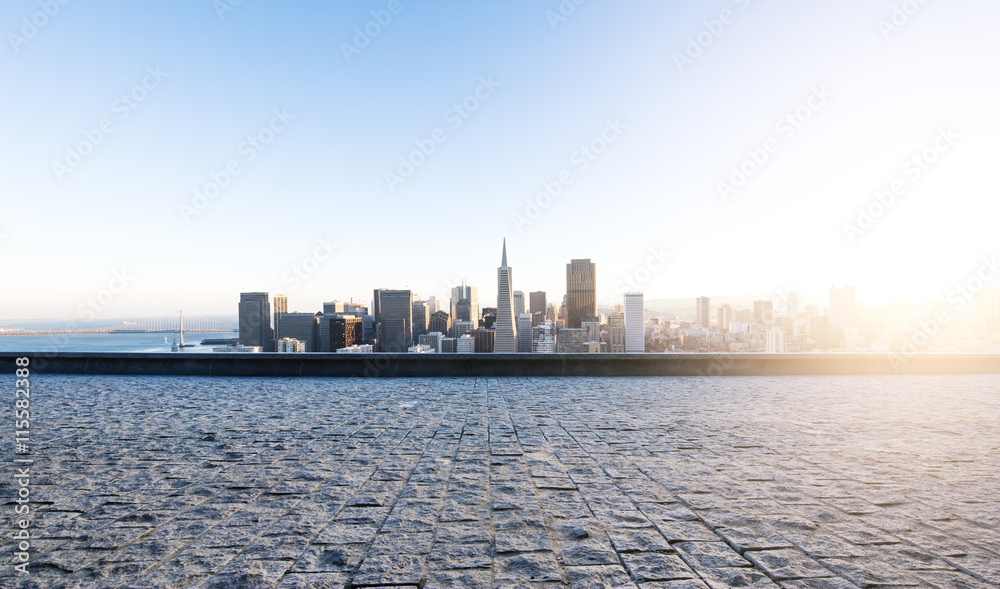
left=2, top=1, right=999, bottom=319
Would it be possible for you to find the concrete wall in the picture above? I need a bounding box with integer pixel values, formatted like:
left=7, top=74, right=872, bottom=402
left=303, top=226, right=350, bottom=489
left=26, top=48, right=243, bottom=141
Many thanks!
left=2, top=352, right=999, bottom=377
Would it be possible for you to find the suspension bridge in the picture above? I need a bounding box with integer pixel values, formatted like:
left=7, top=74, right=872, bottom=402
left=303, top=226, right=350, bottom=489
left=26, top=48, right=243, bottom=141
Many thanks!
left=0, top=311, right=238, bottom=336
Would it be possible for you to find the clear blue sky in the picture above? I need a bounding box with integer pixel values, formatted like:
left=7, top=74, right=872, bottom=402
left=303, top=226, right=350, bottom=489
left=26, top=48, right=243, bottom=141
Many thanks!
left=2, top=0, right=998, bottom=318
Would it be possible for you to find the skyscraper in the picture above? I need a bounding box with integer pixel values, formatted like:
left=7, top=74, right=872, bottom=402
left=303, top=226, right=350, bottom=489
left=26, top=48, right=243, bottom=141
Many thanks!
left=429, top=310, right=451, bottom=335
left=275, top=312, right=319, bottom=352
left=566, top=259, right=596, bottom=328
left=494, top=240, right=517, bottom=353
left=624, top=292, right=644, bottom=354
left=717, top=304, right=733, bottom=333
left=517, top=313, right=533, bottom=353
left=530, top=291, right=547, bottom=316
left=829, top=285, right=858, bottom=329
left=412, top=299, right=430, bottom=339
left=513, top=291, right=525, bottom=316
left=272, top=294, right=287, bottom=348
left=753, top=300, right=774, bottom=324
left=239, top=292, right=273, bottom=351
left=450, top=282, right=479, bottom=329
left=787, top=292, right=799, bottom=319
left=696, top=296, right=711, bottom=328
left=373, top=289, right=413, bottom=352
left=608, top=311, right=625, bottom=353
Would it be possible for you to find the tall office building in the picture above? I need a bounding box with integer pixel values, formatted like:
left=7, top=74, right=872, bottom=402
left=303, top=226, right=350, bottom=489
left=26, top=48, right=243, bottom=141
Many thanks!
left=513, top=291, right=525, bottom=316
left=426, top=296, right=439, bottom=315
left=494, top=240, right=517, bottom=353
left=272, top=294, right=287, bottom=347
left=532, top=322, right=556, bottom=353
left=566, top=259, right=596, bottom=328
left=331, top=315, right=363, bottom=351
left=608, top=312, right=625, bottom=353
left=696, top=296, right=711, bottom=328
left=530, top=291, right=547, bottom=317
left=453, top=320, right=474, bottom=339
left=582, top=316, right=601, bottom=344
left=450, top=282, right=479, bottom=329
left=429, top=310, right=451, bottom=335
left=787, top=292, right=799, bottom=319
left=239, top=292, right=273, bottom=351
left=766, top=326, right=787, bottom=353
left=717, top=304, right=733, bottom=333
left=624, top=292, right=644, bottom=354
left=373, top=289, right=413, bottom=352
left=471, top=328, right=495, bottom=353
left=412, top=299, right=430, bottom=339
left=753, top=300, right=774, bottom=324
left=517, top=313, right=533, bottom=353
left=275, top=312, right=319, bottom=352
left=829, top=285, right=858, bottom=329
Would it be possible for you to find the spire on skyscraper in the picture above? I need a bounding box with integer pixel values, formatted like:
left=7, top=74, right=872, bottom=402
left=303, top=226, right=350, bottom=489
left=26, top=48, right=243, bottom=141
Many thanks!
left=501, top=238, right=508, bottom=268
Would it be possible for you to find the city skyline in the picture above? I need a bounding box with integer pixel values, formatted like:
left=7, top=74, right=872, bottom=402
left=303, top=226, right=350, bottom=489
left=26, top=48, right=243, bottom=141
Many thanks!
left=2, top=2, right=998, bottom=319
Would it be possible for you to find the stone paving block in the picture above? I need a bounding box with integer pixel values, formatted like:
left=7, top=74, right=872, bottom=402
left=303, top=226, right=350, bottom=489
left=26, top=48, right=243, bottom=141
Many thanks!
left=675, top=541, right=752, bottom=568
left=619, top=552, right=697, bottom=582
left=427, top=542, right=492, bottom=569
left=494, top=551, right=563, bottom=584
left=4, top=375, right=1000, bottom=589
left=565, top=564, right=638, bottom=588
left=351, top=553, right=425, bottom=586
left=495, top=529, right=552, bottom=553
left=274, top=571, right=351, bottom=588
left=744, top=548, right=833, bottom=580
left=606, top=527, right=675, bottom=553
left=697, top=566, right=782, bottom=588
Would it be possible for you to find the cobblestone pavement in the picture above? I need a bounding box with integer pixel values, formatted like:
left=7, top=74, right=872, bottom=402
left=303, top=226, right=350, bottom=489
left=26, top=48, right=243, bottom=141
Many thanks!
left=1, top=375, right=999, bottom=588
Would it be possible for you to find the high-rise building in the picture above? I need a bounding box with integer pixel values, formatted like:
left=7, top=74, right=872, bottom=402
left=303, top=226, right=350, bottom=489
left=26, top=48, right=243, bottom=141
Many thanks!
left=532, top=322, right=556, bottom=353
left=331, top=315, right=363, bottom=351
left=495, top=240, right=517, bottom=353
left=471, top=328, right=495, bottom=353
left=546, top=303, right=558, bottom=323
left=608, top=312, right=625, bottom=353
left=513, top=291, right=525, bottom=316
left=419, top=332, right=443, bottom=353
left=787, top=292, right=799, bottom=319
left=829, top=285, right=858, bottom=329
left=766, top=326, right=787, bottom=353
left=530, top=291, right=547, bottom=317
left=582, top=316, right=601, bottom=344
left=753, top=300, right=774, bottom=324
left=453, top=320, right=474, bottom=339
left=276, top=312, right=319, bottom=352
left=717, top=304, right=733, bottom=333
left=517, top=313, right=533, bottom=352
left=427, top=311, right=451, bottom=335
left=456, top=334, right=476, bottom=353
left=426, top=296, right=439, bottom=315
left=412, top=299, right=430, bottom=339
left=556, top=327, right=589, bottom=353
left=566, top=259, right=596, bottom=328
left=373, top=289, right=412, bottom=352
left=272, top=294, right=287, bottom=347
left=450, top=282, right=479, bottom=329
left=429, top=310, right=451, bottom=335
left=440, top=337, right=457, bottom=353
left=696, top=297, right=711, bottom=328
left=624, top=292, right=644, bottom=354
left=239, top=292, right=273, bottom=351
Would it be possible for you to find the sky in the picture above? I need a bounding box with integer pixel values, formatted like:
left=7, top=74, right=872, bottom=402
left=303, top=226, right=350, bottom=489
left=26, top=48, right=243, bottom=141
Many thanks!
left=1, top=0, right=999, bottom=319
